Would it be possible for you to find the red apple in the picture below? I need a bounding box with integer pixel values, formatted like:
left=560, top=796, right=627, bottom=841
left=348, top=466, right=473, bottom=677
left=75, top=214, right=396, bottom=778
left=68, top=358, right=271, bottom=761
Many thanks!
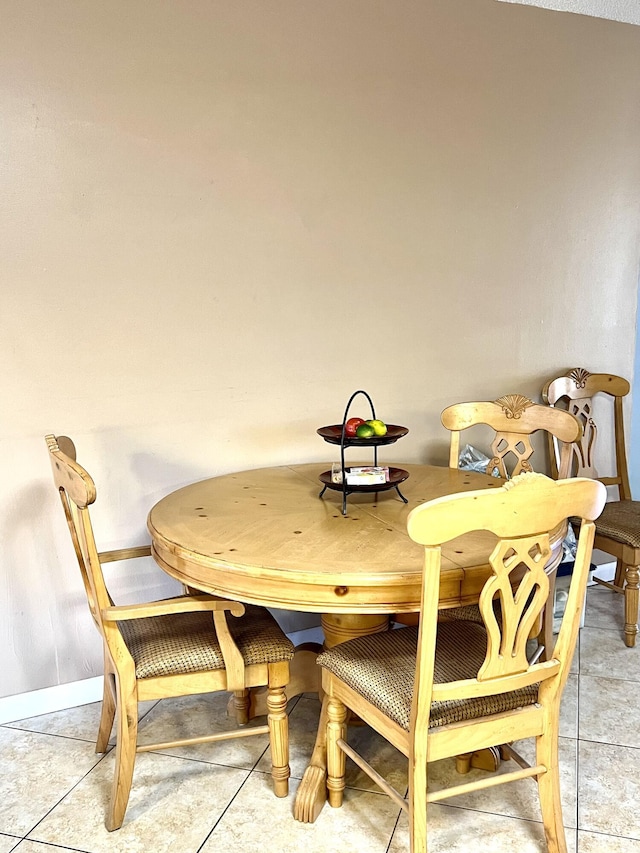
left=344, top=417, right=365, bottom=436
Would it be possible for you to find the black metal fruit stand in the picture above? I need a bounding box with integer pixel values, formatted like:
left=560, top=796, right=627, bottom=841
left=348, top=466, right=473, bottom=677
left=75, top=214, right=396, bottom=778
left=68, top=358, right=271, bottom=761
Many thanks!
left=317, top=389, right=410, bottom=516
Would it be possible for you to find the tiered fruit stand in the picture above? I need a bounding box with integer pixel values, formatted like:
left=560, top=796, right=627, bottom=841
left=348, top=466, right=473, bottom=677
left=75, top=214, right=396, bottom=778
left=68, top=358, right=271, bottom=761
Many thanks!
left=316, top=389, right=409, bottom=515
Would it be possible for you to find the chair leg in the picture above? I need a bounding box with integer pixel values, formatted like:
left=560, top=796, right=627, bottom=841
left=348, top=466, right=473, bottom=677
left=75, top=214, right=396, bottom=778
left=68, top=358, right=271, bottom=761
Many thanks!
left=106, top=675, right=138, bottom=832
left=233, top=689, right=250, bottom=725
left=408, top=748, right=428, bottom=853
left=326, top=695, right=347, bottom=808
left=536, top=720, right=567, bottom=853
left=624, top=564, right=639, bottom=648
left=266, top=676, right=290, bottom=798
left=96, top=671, right=116, bottom=754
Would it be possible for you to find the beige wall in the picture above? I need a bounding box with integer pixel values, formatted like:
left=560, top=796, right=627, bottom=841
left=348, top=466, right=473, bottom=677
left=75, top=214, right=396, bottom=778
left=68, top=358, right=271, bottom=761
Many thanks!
left=2, top=0, right=640, bottom=698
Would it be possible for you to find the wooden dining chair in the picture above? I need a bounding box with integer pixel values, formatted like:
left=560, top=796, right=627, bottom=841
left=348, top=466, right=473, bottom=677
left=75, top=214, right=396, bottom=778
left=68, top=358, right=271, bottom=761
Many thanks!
left=440, top=394, right=582, bottom=480
left=46, top=434, right=294, bottom=830
left=542, top=368, right=640, bottom=647
left=318, top=473, right=605, bottom=853
left=438, top=394, right=583, bottom=660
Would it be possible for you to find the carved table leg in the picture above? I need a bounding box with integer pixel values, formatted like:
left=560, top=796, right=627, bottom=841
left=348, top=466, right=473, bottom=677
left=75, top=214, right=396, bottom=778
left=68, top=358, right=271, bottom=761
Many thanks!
left=456, top=747, right=501, bottom=774
left=321, top=614, right=389, bottom=648
left=293, top=693, right=330, bottom=822
left=292, top=613, right=390, bottom=822
left=624, top=564, right=639, bottom=648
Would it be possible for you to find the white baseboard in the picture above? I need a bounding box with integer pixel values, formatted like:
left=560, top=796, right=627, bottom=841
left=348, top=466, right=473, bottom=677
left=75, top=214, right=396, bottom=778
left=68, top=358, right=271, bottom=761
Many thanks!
left=0, top=676, right=103, bottom=725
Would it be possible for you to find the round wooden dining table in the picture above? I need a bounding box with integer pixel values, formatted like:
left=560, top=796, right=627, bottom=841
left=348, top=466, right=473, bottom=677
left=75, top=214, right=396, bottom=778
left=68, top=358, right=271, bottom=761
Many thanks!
left=147, top=461, right=563, bottom=822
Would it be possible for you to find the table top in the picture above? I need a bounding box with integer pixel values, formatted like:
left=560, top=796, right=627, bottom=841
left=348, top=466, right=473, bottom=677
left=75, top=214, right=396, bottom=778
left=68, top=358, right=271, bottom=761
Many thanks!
left=147, top=462, right=542, bottom=614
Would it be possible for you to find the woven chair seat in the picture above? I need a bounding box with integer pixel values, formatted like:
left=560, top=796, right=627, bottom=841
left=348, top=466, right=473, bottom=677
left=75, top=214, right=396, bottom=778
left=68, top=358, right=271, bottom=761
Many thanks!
left=592, top=501, right=640, bottom=549
left=438, top=605, right=484, bottom=624
left=119, top=602, right=294, bottom=679
left=318, top=622, right=539, bottom=731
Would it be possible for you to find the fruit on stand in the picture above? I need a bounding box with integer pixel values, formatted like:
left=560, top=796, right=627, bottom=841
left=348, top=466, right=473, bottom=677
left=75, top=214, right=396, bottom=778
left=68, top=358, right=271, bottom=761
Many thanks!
left=355, top=423, right=376, bottom=438
left=366, top=419, right=388, bottom=436
left=343, top=417, right=388, bottom=439
left=344, top=417, right=366, bottom=436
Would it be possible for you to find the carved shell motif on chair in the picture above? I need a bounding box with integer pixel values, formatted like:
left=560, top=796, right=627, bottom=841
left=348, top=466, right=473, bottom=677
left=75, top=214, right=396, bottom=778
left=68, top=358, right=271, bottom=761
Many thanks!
left=494, top=394, right=535, bottom=420
left=489, top=395, right=536, bottom=477
left=568, top=367, right=592, bottom=389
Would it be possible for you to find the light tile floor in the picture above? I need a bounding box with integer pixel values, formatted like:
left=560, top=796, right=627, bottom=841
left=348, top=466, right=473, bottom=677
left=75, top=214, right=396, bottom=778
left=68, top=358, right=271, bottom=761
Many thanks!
left=2, top=585, right=640, bottom=852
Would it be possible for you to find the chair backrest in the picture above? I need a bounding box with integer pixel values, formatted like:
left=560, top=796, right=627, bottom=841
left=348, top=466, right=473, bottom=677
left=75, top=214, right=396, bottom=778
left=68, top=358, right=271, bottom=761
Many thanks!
left=46, top=434, right=111, bottom=634
left=542, top=368, right=631, bottom=499
left=407, top=473, right=605, bottom=734
left=441, top=395, right=582, bottom=479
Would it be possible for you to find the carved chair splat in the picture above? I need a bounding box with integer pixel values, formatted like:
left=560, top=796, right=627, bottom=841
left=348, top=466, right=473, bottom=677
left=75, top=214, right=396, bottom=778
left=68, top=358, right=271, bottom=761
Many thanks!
left=543, top=368, right=640, bottom=647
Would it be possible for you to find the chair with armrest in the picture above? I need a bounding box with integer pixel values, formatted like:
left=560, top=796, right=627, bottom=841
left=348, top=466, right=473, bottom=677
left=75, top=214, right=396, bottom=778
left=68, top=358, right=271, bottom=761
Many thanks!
left=542, top=368, right=640, bottom=647
left=317, top=472, right=605, bottom=853
left=46, top=434, right=294, bottom=830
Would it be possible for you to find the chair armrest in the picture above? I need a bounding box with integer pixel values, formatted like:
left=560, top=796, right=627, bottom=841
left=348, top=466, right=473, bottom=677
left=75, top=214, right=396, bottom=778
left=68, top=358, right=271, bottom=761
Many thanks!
left=101, top=595, right=245, bottom=621
left=102, top=595, right=248, bottom=692
left=98, top=545, right=152, bottom=563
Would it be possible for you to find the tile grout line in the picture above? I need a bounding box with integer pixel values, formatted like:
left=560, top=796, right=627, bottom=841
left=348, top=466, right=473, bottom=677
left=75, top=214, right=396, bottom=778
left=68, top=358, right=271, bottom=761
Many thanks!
left=384, top=792, right=405, bottom=853
left=22, top=750, right=112, bottom=851
left=194, top=692, right=306, bottom=851
left=5, top=587, right=640, bottom=851
left=194, top=770, right=254, bottom=853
